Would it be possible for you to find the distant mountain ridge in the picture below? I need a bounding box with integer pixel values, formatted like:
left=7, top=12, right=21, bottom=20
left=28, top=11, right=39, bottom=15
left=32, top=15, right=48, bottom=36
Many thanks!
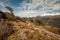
left=43, top=15, right=60, bottom=27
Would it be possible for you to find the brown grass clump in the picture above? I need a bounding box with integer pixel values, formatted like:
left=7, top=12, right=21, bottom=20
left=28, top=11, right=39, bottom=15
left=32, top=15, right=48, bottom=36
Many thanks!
left=0, top=21, right=14, bottom=40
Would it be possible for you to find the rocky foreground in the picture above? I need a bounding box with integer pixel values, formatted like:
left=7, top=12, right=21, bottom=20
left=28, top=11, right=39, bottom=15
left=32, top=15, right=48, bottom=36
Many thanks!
left=1, top=21, right=59, bottom=40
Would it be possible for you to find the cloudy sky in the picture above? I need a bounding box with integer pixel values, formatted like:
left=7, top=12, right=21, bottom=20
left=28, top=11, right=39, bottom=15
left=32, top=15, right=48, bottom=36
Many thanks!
left=0, top=0, right=60, bottom=17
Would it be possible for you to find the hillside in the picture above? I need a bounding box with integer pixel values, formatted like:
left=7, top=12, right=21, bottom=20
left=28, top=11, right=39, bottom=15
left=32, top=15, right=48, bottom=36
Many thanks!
left=43, top=15, right=60, bottom=27
left=0, top=11, right=60, bottom=40
left=7, top=21, right=60, bottom=40
left=44, top=15, right=60, bottom=18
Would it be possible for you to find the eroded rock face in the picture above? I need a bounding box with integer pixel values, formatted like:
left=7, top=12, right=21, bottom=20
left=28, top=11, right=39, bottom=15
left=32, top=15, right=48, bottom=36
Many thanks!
left=0, top=21, right=14, bottom=40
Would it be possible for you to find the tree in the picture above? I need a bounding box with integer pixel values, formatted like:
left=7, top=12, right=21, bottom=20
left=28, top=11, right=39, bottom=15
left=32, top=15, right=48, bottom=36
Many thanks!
left=5, top=6, right=15, bottom=17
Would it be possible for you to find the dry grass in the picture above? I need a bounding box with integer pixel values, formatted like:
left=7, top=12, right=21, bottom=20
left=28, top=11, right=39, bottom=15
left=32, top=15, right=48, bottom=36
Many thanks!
left=0, top=20, right=14, bottom=40
left=0, top=11, right=60, bottom=40
left=7, top=21, right=60, bottom=40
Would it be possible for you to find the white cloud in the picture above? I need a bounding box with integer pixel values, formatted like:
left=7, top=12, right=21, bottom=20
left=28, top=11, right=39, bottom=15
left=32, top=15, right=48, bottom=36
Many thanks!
left=15, top=10, right=45, bottom=17
left=0, top=0, right=9, bottom=7
left=52, top=4, right=60, bottom=10
left=18, top=0, right=60, bottom=12
left=16, top=0, right=59, bottom=17
left=0, top=0, right=60, bottom=17
left=43, top=13, right=60, bottom=16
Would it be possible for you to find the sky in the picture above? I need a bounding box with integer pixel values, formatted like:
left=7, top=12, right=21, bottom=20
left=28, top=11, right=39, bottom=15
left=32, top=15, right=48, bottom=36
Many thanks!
left=0, top=0, right=60, bottom=17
